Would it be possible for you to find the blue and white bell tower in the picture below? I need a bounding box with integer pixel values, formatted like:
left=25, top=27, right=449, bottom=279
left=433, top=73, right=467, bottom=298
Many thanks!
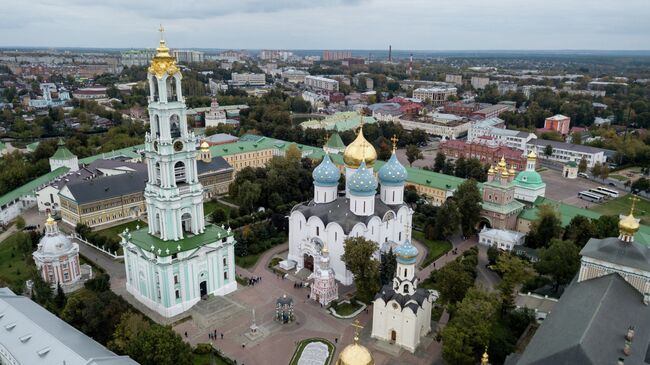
left=121, top=29, right=237, bottom=318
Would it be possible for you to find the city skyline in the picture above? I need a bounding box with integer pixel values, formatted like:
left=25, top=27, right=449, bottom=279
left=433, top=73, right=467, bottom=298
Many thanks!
left=2, top=0, right=649, bottom=50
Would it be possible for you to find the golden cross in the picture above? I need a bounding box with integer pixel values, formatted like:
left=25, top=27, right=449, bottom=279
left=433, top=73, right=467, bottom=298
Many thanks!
left=351, top=319, right=364, bottom=341
left=390, top=134, right=399, bottom=152
left=630, top=195, right=640, bottom=216
left=158, top=24, right=165, bottom=41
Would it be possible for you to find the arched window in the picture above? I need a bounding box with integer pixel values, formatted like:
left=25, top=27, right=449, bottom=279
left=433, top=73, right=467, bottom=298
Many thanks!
left=166, top=76, right=177, bottom=102
left=174, top=161, right=186, bottom=184
left=151, top=77, right=159, bottom=102
left=154, top=115, right=161, bottom=137
left=170, top=114, right=181, bottom=138
left=154, top=162, right=161, bottom=185
left=181, top=212, right=192, bottom=234
left=404, top=268, right=407, bottom=277
left=404, top=283, right=410, bottom=293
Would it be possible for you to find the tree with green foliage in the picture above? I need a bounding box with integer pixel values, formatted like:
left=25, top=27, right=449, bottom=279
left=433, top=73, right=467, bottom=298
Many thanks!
left=15, top=215, right=25, bottom=230
left=594, top=215, right=620, bottom=238
left=632, top=177, right=650, bottom=194
left=455, top=179, right=482, bottom=236
left=442, top=288, right=500, bottom=365
left=599, top=164, right=610, bottom=181
left=526, top=204, right=563, bottom=248
left=578, top=157, right=588, bottom=173
left=434, top=260, right=474, bottom=305
left=379, top=248, right=397, bottom=286
left=75, top=223, right=92, bottom=238
left=15, top=231, right=32, bottom=256
left=61, top=290, right=130, bottom=344
left=436, top=199, right=460, bottom=238
left=544, top=144, right=553, bottom=156
left=535, top=239, right=580, bottom=292
left=454, top=156, right=467, bottom=178
left=563, top=215, right=596, bottom=248
left=434, top=152, right=446, bottom=172
left=591, top=162, right=602, bottom=178
left=405, top=144, right=423, bottom=166
left=341, top=237, right=380, bottom=303
left=210, top=207, right=227, bottom=223
left=109, top=312, right=193, bottom=365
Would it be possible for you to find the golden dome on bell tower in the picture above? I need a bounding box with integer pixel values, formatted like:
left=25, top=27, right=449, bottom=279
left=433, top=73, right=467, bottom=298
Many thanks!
left=343, top=115, right=377, bottom=168
left=336, top=320, right=374, bottom=365
left=619, top=196, right=641, bottom=242
left=148, top=25, right=180, bottom=79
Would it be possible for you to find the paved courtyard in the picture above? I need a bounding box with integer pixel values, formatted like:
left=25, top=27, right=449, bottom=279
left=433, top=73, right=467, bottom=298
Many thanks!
left=539, top=168, right=624, bottom=208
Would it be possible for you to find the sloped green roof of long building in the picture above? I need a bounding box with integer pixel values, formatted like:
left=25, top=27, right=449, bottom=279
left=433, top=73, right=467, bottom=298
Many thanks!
left=78, top=144, right=144, bottom=164
left=0, top=167, right=69, bottom=207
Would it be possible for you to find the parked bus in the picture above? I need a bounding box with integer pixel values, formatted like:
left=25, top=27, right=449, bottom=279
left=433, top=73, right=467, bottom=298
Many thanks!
left=594, top=186, right=619, bottom=198
left=578, top=191, right=604, bottom=203
left=588, top=189, right=610, bottom=199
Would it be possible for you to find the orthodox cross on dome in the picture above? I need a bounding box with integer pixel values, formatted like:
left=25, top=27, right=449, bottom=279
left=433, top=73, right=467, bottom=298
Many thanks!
left=630, top=195, right=640, bottom=216
left=391, top=134, right=399, bottom=152
left=351, top=319, right=364, bottom=342
left=158, top=24, right=165, bottom=41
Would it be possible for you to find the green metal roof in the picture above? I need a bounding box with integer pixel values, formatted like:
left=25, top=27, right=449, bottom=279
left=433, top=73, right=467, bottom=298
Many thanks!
left=325, top=133, right=346, bottom=149
left=482, top=200, right=525, bottom=215
left=26, top=142, right=40, bottom=152
left=0, top=167, right=69, bottom=207
left=519, top=196, right=650, bottom=246
left=565, top=161, right=578, bottom=168
left=51, top=144, right=77, bottom=160
left=78, top=144, right=144, bottom=164
left=126, top=224, right=232, bottom=256
left=300, top=112, right=376, bottom=132
left=514, top=170, right=546, bottom=189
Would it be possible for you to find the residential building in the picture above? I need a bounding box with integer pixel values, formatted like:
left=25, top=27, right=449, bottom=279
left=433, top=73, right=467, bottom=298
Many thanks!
left=281, top=68, right=309, bottom=83
left=29, top=83, right=70, bottom=108
left=445, top=74, right=463, bottom=85
left=230, top=72, right=266, bottom=86
left=0, top=288, right=138, bottom=365
left=372, top=240, right=435, bottom=352
left=468, top=118, right=537, bottom=151
left=542, top=114, right=571, bottom=135
left=322, top=50, right=351, bottom=61
left=305, top=75, right=339, bottom=92
left=120, top=49, right=156, bottom=67
left=398, top=114, right=470, bottom=140
left=527, top=139, right=609, bottom=168
left=497, top=81, right=518, bottom=94
left=443, top=101, right=481, bottom=117
left=172, top=50, right=204, bottom=63
left=412, top=86, right=457, bottom=106
left=471, top=103, right=515, bottom=119
left=440, top=137, right=527, bottom=169
left=260, top=49, right=293, bottom=61
left=301, top=91, right=329, bottom=109
left=73, top=86, right=107, bottom=99
left=471, top=76, right=490, bottom=90
left=367, top=102, right=402, bottom=122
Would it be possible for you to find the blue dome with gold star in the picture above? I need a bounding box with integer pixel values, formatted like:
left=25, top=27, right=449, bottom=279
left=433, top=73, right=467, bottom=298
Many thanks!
left=348, top=161, right=378, bottom=196
left=394, top=240, right=418, bottom=264
left=312, top=154, right=340, bottom=187
left=378, top=152, right=407, bottom=186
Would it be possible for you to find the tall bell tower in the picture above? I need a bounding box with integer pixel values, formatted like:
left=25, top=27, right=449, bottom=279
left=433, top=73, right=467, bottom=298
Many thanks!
left=143, top=26, right=204, bottom=241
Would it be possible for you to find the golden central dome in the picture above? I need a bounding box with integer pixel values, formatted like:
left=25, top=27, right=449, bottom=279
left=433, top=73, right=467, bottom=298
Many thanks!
left=619, top=212, right=640, bottom=234
left=200, top=141, right=210, bottom=150
left=148, top=26, right=180, bottom=79
left=343, top=124, right=377, bottom=168
left=527, top=150, right=537, bottom=160
left=336, top=341, right=374, bottom=365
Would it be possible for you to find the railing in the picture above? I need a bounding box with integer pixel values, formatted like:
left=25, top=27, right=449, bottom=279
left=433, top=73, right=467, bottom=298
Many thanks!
left=71, top=233, right=124, bottom=259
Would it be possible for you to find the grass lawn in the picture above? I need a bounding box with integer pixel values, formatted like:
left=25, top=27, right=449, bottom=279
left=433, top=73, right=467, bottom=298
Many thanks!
left=235, top=253, right=262, bottom=269
left=0, top=232, right=37, bottom=289
left=412, top=230, right=452, bottom=268
left=95, top=220, right=147, bottom=239
left=289, top=338, right=335, bottom=365
left=203, top=200, right=232, bottom=217
left=609, top=174, right=629, bottom=181
left=590, top=194, right=650, bottom=225
left=331, top=300, right=363, bottom=316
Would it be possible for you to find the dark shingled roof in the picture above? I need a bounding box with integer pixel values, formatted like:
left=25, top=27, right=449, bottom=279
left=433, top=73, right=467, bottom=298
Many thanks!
left=374, top=284, right=430, bottom=313
left=580, top=237, right=650, bottom=272
left=64, top=170, right=148, bottom=205
left=513, top=274, right=650, bottom=365
left=292, top=196, right=406, bottom=234
left=197, top=155, right=232, bottom=175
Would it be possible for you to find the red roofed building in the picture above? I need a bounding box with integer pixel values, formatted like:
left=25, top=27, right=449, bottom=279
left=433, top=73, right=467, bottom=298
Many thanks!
left=400, top=102, right=422, bottom=115
left=440, top=136, right=528, bottom=170
left=443, top=101, right=481, bottom=117
left=544, top=114, right=571, bottom=135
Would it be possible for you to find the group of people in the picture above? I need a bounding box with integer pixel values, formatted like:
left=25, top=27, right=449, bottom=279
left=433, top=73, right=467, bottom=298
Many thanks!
left=248, top=276, right=261, bottom=286
left=293, top=281, right=308, bottom=289
left=208, top=329, right=223, bottom=341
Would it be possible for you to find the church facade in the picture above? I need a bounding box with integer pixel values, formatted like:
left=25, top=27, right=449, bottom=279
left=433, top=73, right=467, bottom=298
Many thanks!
left=120, top=31, right=236, bottom=318
left=371, top=240, right=435, bottom=352
left=288, top=131, right=413, bottom=285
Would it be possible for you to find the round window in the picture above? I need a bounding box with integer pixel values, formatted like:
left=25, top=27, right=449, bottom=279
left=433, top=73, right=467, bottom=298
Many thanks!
left=174, top=141, right=183, bottom=152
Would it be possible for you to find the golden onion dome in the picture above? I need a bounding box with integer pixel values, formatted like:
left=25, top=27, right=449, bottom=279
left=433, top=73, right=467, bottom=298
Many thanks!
left=46, top=214, right=55, bottom=225
left=498, top=156, right=507, bottom=168
left=619, top=214, right=640, bottom=234
left=200, top=141, right=210, bottom=150
left=148, top=26, right=180, bottom=79
left=343, top=124, right=377, bottom=168
left=488, top=165, right=496, bottom=175
left=527, top=149, right=537, bottom=160
left=336, top=340, right=374, bottom=365
left=508, top=166, right=516, bottom=175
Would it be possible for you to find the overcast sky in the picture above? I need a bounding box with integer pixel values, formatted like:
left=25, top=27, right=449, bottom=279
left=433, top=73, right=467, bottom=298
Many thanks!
left=2, top=0, right=649, bottom=50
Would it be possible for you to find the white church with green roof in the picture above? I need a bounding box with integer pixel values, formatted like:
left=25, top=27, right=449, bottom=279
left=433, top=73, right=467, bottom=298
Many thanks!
left=513, top=150, right=546, bottom=203
left=120, top=31, right=236, bottom=318
left=49, top=138, right=78, bottom=172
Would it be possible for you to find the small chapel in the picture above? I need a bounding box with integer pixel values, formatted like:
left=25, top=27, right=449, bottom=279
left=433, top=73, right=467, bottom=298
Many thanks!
left=288, top=128, right=413, bottom=287
left=371, top=239, right=435, bottom=352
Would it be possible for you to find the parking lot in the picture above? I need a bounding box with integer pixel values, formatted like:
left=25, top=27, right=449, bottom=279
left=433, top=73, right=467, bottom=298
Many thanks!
left=539, top=168, right=624, bottom=208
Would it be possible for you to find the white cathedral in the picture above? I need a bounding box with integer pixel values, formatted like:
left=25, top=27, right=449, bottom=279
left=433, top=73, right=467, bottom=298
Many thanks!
left=120, top=30, right=236, bottom=318
left=288, top=128, right=413, bottom=286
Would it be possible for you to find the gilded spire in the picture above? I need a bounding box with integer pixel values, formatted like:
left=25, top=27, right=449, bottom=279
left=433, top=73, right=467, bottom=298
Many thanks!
left=390, top=135, right=399, bottom=153
left=351, top=319, right=364, bottom=343
left=619, top=195, right=641, bottom=242
left=481, top=347, right=489, bottom=365
left=148, top=25, right=180, bottom=79
left=46, top=213, right=55, bottom=225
